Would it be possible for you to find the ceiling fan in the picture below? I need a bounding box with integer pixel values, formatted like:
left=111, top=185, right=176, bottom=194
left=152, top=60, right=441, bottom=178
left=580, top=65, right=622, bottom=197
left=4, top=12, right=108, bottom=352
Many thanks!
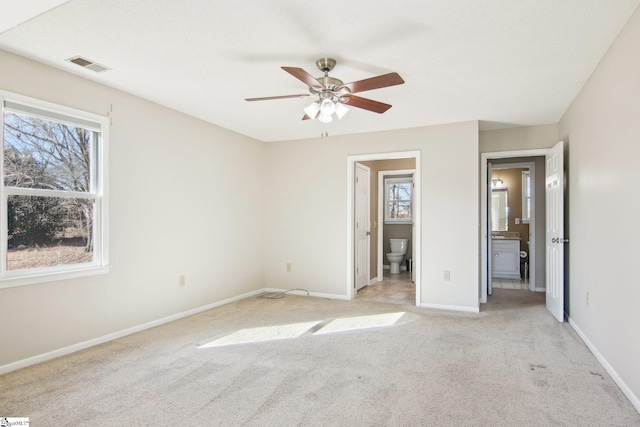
left=245, top=58, right=405, bottom=123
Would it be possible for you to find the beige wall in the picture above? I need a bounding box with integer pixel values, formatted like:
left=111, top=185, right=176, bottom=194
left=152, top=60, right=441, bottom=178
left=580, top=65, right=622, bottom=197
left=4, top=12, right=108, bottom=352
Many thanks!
left=0, top=50, right=265, bottom=366
left=480, top=123, right=558, bottom=152
left=265, top=121, right=479, bottom=310
left=559, top=6, right=640, bottom=409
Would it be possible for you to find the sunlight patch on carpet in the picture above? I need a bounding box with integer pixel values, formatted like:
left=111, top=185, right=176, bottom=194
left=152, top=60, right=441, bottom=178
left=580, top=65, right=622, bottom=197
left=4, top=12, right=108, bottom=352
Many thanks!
left=198, top=312, right=408, bottom=348
left=198, top=321, right=321, bottom=348
left=313, top=312, right=406, bottom=335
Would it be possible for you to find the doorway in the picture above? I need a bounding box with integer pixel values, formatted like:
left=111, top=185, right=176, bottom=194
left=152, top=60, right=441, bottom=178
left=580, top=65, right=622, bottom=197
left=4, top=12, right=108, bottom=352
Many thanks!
left=488, top=161, right=537, bottom=295
left=481, top=143, right=566, bottom=323
left=346, top=151, right=421, bottom=305
left=482, top=150, right=548, bottom=304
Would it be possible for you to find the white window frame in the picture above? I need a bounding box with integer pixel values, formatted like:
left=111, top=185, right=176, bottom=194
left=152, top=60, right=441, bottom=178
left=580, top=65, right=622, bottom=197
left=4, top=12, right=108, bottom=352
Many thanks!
left=0, top=91, right=109, bottom=288
left=521, top=170, right=531, bottom=224
left=384, top=176, right=413, bottom=224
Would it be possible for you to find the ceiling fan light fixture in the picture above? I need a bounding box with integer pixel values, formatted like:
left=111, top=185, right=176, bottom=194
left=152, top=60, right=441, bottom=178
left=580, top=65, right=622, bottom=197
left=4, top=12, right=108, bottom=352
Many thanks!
left=320, top=98, right=336, bottom=115
left=334, top=102, right=349, bottom=120
left=303, top=101, right=320, bottom=119
left=317, top=112, right=333, bottom=123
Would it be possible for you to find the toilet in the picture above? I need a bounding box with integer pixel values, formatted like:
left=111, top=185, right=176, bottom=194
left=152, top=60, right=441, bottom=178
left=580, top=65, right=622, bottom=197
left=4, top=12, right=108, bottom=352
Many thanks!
left=387, top=238, right=409, bottom=274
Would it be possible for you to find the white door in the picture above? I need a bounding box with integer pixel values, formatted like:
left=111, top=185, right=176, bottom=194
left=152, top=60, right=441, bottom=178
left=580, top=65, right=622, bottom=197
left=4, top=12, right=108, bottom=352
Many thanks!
left=355, top=163, right=370, bottom=291
left=546, top=141, right=565, bottom=322
left=410, top=175, right=417, bottom=284
left=487, top=163, right=493, bottom=295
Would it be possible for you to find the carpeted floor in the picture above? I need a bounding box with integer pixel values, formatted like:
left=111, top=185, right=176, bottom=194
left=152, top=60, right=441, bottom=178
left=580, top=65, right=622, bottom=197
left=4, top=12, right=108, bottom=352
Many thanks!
left=2, top=289, right=639, bottom=426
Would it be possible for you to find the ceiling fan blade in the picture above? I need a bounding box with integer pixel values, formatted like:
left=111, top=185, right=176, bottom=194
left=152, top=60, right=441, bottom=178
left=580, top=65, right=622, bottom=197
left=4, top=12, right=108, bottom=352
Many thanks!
left=342, top=95, right=392, bottom=114
left=282, top=67, right=324, bottom=88
left=245, top=94, right=311, bottom=101
left=340, top=72, right=404, bottom=94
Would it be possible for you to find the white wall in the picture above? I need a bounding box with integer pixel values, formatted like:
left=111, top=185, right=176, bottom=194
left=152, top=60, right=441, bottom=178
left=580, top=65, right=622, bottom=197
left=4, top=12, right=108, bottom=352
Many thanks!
left=479, top=123, right=558, bottom=153
left=0, top=50, right=265, bottom=366
left=264, top=121, right=479, bottom=310
left=559, top=6, right=640, bottom=410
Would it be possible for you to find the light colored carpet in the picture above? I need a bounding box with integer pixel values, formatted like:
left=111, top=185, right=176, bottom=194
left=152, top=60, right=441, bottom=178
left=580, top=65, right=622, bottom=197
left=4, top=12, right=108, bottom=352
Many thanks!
left=2, top=289, right=639, bottom=426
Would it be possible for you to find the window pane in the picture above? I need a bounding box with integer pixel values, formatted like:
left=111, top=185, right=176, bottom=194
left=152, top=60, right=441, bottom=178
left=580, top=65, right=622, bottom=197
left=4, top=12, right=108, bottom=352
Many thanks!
left=387, top=201, right=412, bottom=220
left=396, top=202, right=411, bottom=219
left=3, top=112, right=92, bottom=191
left=387, top=184, right=397, bottom=201
left=387, top=182, right=412, bottom=201
left=6, top=195, right=94, bottom=271
left=387, top=201, right=396, bottom=219
left=397, top=183, right=412, bottom=200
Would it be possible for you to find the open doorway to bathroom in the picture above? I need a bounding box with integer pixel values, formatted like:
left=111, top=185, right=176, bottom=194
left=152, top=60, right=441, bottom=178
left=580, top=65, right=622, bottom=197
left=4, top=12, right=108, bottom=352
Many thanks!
left=489, top=162, right=535, bottom=294
left=346, top=152, right=420, bottom=306
left=481, top=153, right=547, bottom=304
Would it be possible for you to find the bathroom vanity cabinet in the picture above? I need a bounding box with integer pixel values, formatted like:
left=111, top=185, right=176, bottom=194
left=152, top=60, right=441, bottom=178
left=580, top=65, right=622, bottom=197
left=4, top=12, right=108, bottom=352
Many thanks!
left=491, top=239, right=520, bottom=279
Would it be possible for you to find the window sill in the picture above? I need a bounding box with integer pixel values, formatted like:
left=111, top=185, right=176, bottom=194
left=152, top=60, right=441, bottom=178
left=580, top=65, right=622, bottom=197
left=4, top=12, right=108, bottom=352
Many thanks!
left=384, top=220, right=413, bottom=225
left=0, top=265, right=110, bottom=289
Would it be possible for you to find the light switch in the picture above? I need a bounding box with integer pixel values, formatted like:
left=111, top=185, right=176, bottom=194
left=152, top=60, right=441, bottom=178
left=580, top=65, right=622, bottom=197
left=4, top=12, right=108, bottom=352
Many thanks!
left=515, top=218, right=520, bottom=225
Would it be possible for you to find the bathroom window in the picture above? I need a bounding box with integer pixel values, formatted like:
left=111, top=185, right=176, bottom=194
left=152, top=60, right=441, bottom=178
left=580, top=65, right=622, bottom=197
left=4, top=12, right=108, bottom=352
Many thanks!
left=521, top=171, right=531, bottom=223
left=0, top=91, right=109, bottom=288
left=385, top=177, right=412, bottom=224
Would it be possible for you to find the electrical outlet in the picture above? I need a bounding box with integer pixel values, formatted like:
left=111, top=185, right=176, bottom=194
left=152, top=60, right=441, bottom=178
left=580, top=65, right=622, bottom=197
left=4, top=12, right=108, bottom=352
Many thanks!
left=286, top=263, right=292, bottom=272
left=179, top=275, right=186, bottom=287
left=586, top=291, right=589, bottom=306
left=443, top=271, right=451, bottom=281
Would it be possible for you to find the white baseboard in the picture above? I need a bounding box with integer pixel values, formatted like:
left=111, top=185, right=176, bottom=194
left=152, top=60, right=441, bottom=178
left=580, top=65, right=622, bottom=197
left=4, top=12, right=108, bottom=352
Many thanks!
left=0, top=288, right=264, bottom=376
left=534, top=287, right=545, bottom=292
left=368, top=277, right=379, bottom=286
left=568, top=317, right=640, bottom=414
left=420, top=303, right=480, bottom=313
left=262, top=288, right=349, bottom=300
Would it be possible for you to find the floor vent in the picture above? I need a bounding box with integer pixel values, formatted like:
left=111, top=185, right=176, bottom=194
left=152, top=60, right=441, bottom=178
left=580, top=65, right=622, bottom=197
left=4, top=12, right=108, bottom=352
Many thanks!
left=66, top=56, right=110, bottom=73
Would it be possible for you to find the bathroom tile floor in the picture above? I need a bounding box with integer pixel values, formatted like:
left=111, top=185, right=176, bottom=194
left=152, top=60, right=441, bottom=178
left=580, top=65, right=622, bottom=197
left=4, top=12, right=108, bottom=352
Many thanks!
left=355, top=271, right=415, bottom=306
left=491, top=278, right=529, bottom=290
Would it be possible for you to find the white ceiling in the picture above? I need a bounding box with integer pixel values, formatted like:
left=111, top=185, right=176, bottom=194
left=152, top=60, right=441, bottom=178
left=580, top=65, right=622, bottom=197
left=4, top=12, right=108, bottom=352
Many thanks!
left=1, top=0, right=638, bottom=142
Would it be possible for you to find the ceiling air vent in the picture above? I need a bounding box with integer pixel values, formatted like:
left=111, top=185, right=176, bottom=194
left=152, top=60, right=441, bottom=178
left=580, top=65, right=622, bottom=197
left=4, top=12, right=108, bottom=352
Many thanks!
left=66, top=56, right=110, bottom=73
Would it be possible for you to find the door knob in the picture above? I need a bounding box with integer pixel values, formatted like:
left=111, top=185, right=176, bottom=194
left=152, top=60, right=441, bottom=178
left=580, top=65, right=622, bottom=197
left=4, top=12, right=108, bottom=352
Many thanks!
left=366, top=231, right=371, bottom=236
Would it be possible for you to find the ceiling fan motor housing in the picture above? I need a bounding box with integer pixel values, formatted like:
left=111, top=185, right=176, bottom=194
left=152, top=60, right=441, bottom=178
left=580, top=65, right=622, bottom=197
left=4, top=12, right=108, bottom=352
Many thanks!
left=316, top=57, right=336, bottom=73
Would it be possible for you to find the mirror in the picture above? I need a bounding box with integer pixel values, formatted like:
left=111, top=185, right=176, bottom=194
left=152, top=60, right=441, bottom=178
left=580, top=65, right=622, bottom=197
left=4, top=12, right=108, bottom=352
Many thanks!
left=491, top=188, right=508, bottom=231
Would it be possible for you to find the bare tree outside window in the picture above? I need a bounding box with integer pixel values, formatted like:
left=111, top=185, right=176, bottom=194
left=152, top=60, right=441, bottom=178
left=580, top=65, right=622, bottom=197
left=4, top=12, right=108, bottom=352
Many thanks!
left=385, top=178, right=412, bottom=222
left=3, top=111, right=96, bottom=270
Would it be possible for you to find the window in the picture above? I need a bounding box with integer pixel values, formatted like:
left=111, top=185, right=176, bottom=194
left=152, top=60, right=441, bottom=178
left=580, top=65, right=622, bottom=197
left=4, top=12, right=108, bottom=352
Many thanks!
left=521, top=170, right=531, bottom=223
left=1, top=92, right=109, bottom=288
left=385, top=177, right=412, bottom=223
